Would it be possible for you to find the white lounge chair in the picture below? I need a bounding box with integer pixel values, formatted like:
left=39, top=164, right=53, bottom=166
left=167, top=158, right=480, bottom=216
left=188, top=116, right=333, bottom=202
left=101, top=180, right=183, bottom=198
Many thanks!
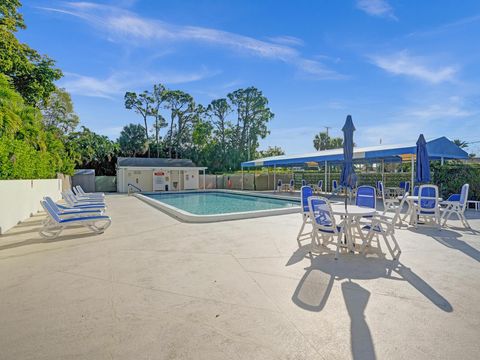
left=68, top=188, right=103, bottom=202
left=40, top=200, right=111, bottom=239
left=74, top=185, right=104, bottom=199
left=44, top=197, right=104, bottom=217
left=62, top=191, right=106, bottom=209
left=308, top=196, right=345, bottom=259
left=441, top=184, right=470, bottom=229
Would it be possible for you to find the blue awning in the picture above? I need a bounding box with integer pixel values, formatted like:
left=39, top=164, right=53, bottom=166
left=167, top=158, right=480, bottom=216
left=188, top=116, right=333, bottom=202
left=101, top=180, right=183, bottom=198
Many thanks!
left=241, top=136, right=468, bottom=168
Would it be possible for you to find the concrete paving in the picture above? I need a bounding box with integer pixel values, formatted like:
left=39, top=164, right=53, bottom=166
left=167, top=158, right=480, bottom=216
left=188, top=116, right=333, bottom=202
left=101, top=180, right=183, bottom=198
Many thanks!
left=1, top=194, right=479, bottom=359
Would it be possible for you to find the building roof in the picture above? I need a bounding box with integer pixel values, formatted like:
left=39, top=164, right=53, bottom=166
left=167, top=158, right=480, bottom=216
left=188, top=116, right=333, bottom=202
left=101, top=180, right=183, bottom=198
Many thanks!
left=74, top=169, right=95, bottom=175
left=117, top=157, right=198, bottom=168
left=241, top=136, right=468, bottom=167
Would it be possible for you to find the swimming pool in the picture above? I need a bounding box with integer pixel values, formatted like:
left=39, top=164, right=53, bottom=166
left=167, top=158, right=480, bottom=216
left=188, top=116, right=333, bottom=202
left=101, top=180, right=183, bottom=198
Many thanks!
left=135, top=190, right=301, bottom=222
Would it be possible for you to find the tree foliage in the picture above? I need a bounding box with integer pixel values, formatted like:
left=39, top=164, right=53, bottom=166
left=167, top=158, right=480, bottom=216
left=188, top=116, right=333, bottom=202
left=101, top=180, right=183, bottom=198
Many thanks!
left=0, top=74, right=74, bottom=179
left=39, top=87, right=79, bottom=134
left=256, top=146, right=285, bottom=158
left=124, top=91, right=154, bottom=155
left=228, top=87, right=273, bottom=164
left=313, top=131, right=343, bottom=150
left=118, top=123, right=147, bottom=157
left=122, top=84, right=275, bottom=172
left=453, top=139, right=468, bottom=149
left=0, top=0, right=62, bottom=105
left=66, top=126, right=118, bottom=176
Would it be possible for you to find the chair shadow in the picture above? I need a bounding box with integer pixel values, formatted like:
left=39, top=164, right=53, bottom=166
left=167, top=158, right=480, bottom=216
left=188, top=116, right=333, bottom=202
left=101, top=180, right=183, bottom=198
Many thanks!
left=1, top=227, right=44, bottom=237
left=0, top=231, right=102, bottom=251
left=289, top=246, right=452, bottom=313
left=342, top=281, right=376, bottom=360
left=10, top=219, right=44, bottom=228
left=410, top=227, right=480, bottom=263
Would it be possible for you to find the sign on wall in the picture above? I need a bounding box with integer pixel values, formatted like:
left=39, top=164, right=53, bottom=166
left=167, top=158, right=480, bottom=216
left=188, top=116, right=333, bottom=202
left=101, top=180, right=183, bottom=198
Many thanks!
left=153, top=170, right=170, bottom=191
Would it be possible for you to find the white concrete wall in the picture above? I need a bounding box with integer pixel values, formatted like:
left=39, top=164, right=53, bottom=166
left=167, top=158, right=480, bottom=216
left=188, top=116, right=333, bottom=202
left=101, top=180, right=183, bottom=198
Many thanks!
left=0, top=179, right=63, bottom=234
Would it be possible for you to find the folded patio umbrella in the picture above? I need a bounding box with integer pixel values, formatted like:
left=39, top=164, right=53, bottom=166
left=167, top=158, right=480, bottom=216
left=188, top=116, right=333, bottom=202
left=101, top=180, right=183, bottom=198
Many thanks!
left=416, top=134, right=431, bottom=183
left=340, top=115, right=357, bottom=190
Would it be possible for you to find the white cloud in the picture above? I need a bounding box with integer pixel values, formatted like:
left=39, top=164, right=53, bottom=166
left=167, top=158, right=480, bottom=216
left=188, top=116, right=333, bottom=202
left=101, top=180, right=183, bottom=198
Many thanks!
left=356, top=0, right=397, bottom=20
left=266, top=35, right=304, bottom=47
left=404, top=96, right=475, bottom=119
left=358, top=96, right=475, bottom=146
left=61, top=68, right=219, bottom=98
left=41, top=2, right=343, bottom=80
left=407, top=104, right=473, bottom=119
left=369, top=50, right=458, bottom=83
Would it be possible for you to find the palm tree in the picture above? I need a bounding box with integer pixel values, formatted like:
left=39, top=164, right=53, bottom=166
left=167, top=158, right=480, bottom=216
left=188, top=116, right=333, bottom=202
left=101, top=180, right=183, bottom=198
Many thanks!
left=453, top=139, right=468, bottom=148
left=313, top=131, right=344, bottom=151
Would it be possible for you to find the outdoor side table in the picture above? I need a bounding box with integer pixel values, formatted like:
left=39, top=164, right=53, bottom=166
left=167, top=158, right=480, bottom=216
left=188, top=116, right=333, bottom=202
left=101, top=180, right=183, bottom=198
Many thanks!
left=467, top=200, right=480, bottom=211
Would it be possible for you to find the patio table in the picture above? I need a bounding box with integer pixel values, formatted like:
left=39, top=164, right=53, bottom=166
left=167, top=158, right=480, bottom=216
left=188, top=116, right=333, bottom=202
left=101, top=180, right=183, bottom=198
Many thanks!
left=386, top=186, right=404, bottom=197
left=331, top=204, right=376, bottom=252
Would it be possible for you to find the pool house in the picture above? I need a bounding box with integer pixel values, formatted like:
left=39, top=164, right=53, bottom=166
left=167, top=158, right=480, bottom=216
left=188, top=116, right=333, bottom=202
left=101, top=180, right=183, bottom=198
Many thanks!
left=116, top=157, right=207, bottom=193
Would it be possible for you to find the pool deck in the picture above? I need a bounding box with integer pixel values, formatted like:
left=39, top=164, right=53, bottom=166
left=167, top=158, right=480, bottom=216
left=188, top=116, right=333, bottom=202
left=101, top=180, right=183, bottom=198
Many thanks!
left=1, top=193, right=480, bottom=359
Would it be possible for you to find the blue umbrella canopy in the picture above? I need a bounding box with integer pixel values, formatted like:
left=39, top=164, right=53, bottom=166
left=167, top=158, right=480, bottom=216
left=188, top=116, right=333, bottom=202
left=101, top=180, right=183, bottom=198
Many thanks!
left=416, top=134, right=431, bottom=183
left=340, top=115, right=357, bottom=189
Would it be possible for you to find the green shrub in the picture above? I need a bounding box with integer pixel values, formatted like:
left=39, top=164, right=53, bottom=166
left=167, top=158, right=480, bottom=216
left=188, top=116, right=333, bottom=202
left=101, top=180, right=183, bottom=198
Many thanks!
left=433, top=163, right=480, bottom=200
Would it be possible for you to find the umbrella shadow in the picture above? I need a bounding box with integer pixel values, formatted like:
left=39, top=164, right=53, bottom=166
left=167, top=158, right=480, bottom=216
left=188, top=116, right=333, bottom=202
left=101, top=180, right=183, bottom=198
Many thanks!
left=289, top=248, right=452, bottom=313
left=290, top=246, right=336, bottom=312
left=342, top=281, right=376, bottom=360
left=410, top=227, right=480, bottom=263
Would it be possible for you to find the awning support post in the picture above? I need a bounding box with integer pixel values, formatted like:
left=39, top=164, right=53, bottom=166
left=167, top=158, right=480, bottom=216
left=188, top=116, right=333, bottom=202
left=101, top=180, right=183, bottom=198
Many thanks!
left=324, top=160, right=327, bottom=193
left=411, top=156, right=414, bottom=187
left=267, top=167, right=269, bottom=190
left=273, top=164, right=277, bottom=192
left=241, top=166, right=244, bottom=190
left=381, top=159, right=385, bottom=185
left=203, top=169, right=206, bottom=190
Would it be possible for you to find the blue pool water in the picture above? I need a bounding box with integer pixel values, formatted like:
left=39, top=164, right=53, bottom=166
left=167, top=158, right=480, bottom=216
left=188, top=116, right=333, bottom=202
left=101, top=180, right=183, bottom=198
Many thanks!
left=144, top=192, right=300, bottom=215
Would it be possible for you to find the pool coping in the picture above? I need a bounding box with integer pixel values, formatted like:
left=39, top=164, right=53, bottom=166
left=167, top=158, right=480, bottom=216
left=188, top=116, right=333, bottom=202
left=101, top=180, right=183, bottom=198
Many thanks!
left=134, top=189, right=301, bottom=223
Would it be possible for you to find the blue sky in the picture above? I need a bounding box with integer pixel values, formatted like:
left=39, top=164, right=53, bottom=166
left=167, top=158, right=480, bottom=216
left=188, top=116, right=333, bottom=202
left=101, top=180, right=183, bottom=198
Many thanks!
left=20, top=0, right=480, bottom=155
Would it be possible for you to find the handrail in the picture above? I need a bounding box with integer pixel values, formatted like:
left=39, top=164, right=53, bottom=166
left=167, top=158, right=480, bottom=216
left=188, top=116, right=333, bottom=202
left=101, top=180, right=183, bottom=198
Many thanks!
left=127, top=183, right=142, bottom=195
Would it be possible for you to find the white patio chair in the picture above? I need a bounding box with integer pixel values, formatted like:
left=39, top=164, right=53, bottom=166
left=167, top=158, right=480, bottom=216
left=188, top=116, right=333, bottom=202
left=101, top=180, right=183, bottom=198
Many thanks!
left=296, top=186, right=314, bottom=246
left=441, top=184, right=470, bottom=229
left=379, top=181, right=398, bottom=213
left=313, top=180, right=323, bottom=194
left=383, top=191, right=409, bottom=228
left=288, top=179, right=295, bottom=192
left=39, top=200, right=111, bottom=239
left=413, top=185, right=441, bottom=229
left=276, top=179, right=283, bottom=192
left=360, top=209, right=402, bottom=260
left=308, top=196, right=345, bottom=259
